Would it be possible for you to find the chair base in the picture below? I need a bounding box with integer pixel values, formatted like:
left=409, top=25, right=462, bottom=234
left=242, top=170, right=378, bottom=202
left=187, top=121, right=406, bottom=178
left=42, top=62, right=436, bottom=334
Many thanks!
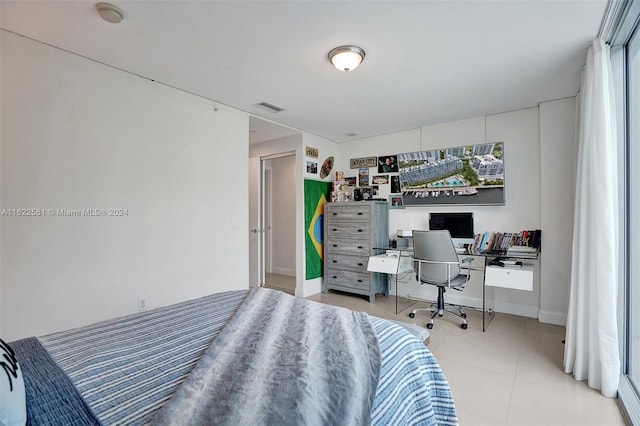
left=409, top=286, right=468, bottom=329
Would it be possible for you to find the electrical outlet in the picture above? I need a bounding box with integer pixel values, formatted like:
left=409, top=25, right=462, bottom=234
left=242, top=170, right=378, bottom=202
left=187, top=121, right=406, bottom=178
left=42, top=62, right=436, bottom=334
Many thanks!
left=138, top=296, right=147, bottom=312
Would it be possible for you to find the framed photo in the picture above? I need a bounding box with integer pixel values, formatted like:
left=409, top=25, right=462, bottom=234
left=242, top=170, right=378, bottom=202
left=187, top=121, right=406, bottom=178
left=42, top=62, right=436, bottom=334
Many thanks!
left=373, top=174, right=389, bottom=185
left=306, top=161, right=318, bottom=174
left=355, top=185, right=380, bottom=201
left=358, top=168, right=369, bottom=186
left=389, top=194, right=404, bottom=209
left=397, top=142, right=505, bottom=206
left=391, top=175, right=401, bottom=193
left=378, top=155, right=399, bottom=173
left=354, top=186, right=374, bottom=201
left=331, top=190, right=354, bottom=203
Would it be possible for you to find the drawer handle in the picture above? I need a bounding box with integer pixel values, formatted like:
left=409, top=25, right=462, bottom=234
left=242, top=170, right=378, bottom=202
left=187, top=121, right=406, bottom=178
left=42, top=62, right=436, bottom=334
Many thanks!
left=332, top=244, right=338, bottom=247
left=332, top=213, right=338, bottom=216
left=357, top=212, right=363, bottom=215
left=357, top=263, right=364, bottom=266
left=357, top=279, right=363, bottom=283
left=357, top=246, right=363, bottom=249
left=332, top=276, right=338, bottom=279
left=357, top=229, right=363, bottom=232
left=332, top=228, right=338, bottom=231
left=332, top=260, right=338, bottom=263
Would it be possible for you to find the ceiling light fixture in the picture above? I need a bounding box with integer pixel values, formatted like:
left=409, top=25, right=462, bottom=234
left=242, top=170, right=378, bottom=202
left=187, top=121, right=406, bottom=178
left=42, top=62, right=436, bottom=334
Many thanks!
left=95, top=2, right=124, bottom=24
left=328, top=45, right=365, bottom=72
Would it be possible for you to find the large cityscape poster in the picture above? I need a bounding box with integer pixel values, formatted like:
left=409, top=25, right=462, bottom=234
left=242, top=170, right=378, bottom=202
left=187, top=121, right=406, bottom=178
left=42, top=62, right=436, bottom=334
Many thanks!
left=398, top=142, right=505, bottom=206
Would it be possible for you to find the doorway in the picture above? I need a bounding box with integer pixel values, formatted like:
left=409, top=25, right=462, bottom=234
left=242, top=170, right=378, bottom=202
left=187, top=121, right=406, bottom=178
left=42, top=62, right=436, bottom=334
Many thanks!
left=248, top=117, right=300, bottom=295
left=262, top=155, right=296, bottom=294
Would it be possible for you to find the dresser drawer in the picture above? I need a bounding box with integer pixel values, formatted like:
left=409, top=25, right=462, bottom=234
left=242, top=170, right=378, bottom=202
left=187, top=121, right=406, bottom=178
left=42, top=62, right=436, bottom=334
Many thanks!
left=325, top=253, right=369, bottom=272
left=325, top=269, right=370, bottom=290
left=485, top=265, right=533, bottom=291
left=326, top=240, right=371, bottom=256
left=326, top=204, right=370, bottom=222
left=325, top=222, right=370, bottom=239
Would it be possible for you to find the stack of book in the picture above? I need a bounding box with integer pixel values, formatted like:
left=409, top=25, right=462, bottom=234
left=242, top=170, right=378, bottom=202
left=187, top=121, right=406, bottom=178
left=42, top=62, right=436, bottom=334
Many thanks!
left=471, top=229, right=541, bottom=254
left=506, top=245, right=539, bottom=258
left=501, top=259, right=524, bottom=268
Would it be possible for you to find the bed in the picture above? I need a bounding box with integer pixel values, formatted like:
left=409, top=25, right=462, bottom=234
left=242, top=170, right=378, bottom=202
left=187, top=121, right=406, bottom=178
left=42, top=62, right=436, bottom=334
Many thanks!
left=4, top=288, right=457, bottom=425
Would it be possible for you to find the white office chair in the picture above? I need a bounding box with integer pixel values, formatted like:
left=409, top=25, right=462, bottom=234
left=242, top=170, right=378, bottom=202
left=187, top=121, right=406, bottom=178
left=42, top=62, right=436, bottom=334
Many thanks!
left=409, top=230, right=474, bottom=329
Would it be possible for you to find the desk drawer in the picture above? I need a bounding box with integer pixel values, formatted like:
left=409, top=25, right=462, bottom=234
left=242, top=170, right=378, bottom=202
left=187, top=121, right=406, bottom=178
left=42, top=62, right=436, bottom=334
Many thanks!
left=325, top=253, right=369, bottom=272
left=326, top=240, right=370, bottom=256
left=485, top=266, right=533, bottom=291
left=326, top=223, right=370, bottom=239
left=326, top=204, right=370, bottom=222
left=325, top=269, right=370, bottom=290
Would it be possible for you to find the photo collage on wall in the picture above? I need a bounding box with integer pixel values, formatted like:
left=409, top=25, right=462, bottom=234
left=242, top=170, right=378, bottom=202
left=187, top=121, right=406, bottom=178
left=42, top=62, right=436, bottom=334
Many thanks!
left=305, top=146, right=319, bottom=177
left=330, top=155, right=403, bottom=207
left=316, top=144, right=504, bottom=207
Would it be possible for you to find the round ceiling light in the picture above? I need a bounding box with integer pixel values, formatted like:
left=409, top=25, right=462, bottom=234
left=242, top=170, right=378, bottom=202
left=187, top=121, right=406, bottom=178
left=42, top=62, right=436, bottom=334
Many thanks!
left=95, top=2, right=124, bottom=24
left=328, top=45, right=365, bottom=72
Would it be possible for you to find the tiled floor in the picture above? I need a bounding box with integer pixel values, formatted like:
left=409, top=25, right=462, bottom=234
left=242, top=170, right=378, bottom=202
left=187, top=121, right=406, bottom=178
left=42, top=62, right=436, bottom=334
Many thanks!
left=264, top=272, right=295, bottom=295
left=306, top=291, right=626, bottom=426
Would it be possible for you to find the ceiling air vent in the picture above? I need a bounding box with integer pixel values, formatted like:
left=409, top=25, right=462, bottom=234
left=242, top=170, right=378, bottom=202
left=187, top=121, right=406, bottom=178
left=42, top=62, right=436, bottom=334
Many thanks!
left=255, top=101, right=285, bottom=113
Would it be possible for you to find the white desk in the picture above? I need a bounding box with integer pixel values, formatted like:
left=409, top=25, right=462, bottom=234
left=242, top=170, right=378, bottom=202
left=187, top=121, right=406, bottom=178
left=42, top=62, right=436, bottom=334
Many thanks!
left=368, top=247, right=539, bottom=331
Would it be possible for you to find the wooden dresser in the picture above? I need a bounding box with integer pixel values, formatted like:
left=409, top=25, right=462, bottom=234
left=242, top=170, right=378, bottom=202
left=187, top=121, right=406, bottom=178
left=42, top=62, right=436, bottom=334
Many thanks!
left=323, top=201, right=389, bottom=303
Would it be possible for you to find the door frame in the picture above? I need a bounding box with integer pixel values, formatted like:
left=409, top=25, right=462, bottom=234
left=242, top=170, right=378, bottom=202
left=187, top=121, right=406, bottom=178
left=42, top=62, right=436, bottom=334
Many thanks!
left=250, top=151, right=296, bottom=289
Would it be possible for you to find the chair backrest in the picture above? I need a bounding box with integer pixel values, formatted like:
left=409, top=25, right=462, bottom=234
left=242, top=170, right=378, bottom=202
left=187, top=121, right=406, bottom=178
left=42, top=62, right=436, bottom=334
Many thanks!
left=412, top=230, right=461, bottom=285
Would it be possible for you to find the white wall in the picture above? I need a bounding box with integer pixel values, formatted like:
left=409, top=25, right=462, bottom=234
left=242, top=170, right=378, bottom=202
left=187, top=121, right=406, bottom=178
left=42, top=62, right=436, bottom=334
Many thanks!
left=539, top=97, right=576, bottom=325
left=301, top=133, right=340, bottom=297
left=338, top=104, right=575, bottom=323
left=1, top=31, right=250, bottom=340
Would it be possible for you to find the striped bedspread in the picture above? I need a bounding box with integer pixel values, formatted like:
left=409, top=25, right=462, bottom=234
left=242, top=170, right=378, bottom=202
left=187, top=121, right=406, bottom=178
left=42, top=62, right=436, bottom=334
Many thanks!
left=21, top=289, right=456, bottom=425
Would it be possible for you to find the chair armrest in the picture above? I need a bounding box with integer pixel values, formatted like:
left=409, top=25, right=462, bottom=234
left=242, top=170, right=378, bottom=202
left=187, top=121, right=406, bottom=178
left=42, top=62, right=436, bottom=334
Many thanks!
left=413, top=258, right=471, bottom=289
left=414, top=259, right=460, bottom=266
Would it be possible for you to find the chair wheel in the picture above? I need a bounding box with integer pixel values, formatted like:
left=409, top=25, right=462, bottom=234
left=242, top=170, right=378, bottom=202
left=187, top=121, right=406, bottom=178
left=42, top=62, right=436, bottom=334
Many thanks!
left=427, top=323, right=434, bottom=329
left=461, top=323, right=468, bottom=330
left=409, top=312, right=415, bottom=318
left=461, top=313, right=467, bottom=318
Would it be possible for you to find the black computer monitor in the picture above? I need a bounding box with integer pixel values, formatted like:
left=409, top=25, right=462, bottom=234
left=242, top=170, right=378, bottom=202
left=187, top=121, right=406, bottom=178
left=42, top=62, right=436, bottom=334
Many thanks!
left=428, top=212, right=475, bottom=246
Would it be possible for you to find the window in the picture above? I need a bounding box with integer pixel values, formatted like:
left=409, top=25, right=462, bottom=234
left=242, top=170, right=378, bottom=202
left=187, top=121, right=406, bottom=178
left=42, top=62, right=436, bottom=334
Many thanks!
left=628, top=16, right=640, bottom=391
left=613, top=1, right=640, bottom=422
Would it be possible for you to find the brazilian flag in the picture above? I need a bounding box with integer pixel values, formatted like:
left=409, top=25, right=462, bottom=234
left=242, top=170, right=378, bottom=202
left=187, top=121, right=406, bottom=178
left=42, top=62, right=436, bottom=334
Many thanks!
left=304, top=179, right=331, bottom=279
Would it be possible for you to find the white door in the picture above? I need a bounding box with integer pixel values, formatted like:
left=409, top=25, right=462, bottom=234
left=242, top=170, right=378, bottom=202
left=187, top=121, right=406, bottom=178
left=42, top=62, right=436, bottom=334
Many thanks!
left=248, top=157, right=264, bottom=288
left=264, top=166, right=272, bottom=275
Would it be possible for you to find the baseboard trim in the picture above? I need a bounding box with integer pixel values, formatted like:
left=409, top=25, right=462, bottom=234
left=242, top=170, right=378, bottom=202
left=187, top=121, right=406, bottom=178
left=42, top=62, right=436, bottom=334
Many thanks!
left=300, top=278, right=322, bottom=298
left=270, top=267, right=295, bottom=276
left=492, top=301, right=539, bottom=319
left=538, top=310, right=567, bottom=326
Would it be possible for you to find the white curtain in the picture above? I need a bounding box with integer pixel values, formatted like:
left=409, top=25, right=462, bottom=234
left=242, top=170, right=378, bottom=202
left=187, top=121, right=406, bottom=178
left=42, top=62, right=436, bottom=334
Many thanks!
left=564, top=38, right=620, bottom=398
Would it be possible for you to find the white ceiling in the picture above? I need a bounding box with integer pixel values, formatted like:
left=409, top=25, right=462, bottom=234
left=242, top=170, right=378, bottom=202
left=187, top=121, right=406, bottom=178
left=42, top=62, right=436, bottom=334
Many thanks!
left=0, top=1, right=607, bottom=144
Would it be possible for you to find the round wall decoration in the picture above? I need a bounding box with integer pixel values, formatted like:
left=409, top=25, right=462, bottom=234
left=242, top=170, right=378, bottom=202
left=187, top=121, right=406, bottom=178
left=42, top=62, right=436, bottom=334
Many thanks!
left=319, top=156, right=334, bottom=179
